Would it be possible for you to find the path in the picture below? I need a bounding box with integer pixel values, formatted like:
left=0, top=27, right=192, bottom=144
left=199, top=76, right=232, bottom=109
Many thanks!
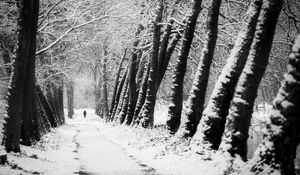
left=67, top=109, right=158, bottom=175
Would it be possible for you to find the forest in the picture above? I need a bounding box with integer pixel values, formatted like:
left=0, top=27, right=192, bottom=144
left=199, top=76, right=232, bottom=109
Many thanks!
left=0, top=0, right=300, bottom=174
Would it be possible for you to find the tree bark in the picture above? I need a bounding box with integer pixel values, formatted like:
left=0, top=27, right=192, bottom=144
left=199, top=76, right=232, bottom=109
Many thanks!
left=167, top=0, right=203, bottom=134
left=139, top=0, right=164, bottom=128
left=249, top=35, right=300, bottom=175
left=110, top=67, right=128, bottom=121
left=66, top=81, right=74, bottom=119
left=194, top=0, right=262, bottom=149
left=20, top=0, right=40, bottom=146
left=36, top=85, right=57, bottom=127
left=109, top=49, right=127, bottom=117
left=101, top=45, right=109, bottom=120
left=218, top=0, right=282, bottom=161
left=131, top=62, right=150, bottom=127
left=3, top=0, right=39, bottom=152
left=118, top=82, right=129, bottom=124
left=124, top=24, right=144, bottom=125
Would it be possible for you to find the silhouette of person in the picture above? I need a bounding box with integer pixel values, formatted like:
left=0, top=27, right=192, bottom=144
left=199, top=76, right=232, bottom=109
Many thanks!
left=83, top=110, right=87, bottom=118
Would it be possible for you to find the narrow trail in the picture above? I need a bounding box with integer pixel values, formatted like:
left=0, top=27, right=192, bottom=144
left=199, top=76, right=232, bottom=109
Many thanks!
left=67, top=111, right=159, bottom=175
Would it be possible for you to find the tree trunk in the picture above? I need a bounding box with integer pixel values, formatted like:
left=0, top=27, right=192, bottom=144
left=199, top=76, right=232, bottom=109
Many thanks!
left=20, top=0, right=40, bottom=146
left=36, top=85, right=57, bottom=127
left=94, top=65, right=102, bottom=116
left=110, top=67, right=128, bottom=121
left=249, top=35, right=300, bottom=175
left=135, top=52, right=146, bottom=90
left=218, top=0, right=282, bottom=161
left=0, top=42, right=11, bottom=76
left=66, top=81, right=74, bottom=119
left=139, top=1, right=164, bottom=128
left=109, top=49, right=127, bottom=117
left=158, top=32, right=182, bottom=86
left=3, top=0, right=39, bottom=152
left=131, top=62, right=150, bottom=127
left=118, top=82, right=129, bottom=124
left=58, top=82, right=64, bottom=124
left=194, top=0, right=262, bottom=149
left=101, top=45, right=109, bottom=120
left=167, top=0, right=203, bottom=134
left=124, top=24, right=144, bottom=125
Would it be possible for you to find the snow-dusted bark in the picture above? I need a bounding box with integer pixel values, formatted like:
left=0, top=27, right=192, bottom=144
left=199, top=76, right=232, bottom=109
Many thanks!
left=109, top=49, right=127, bottom=117
left=101, top=46, right=109, bottom=120
left=124, top=24, right=144, bottom=126
left=139, top=1, right=164, bottom=128
left=36, top=85, right=57, bottom=128
left=167, top=0, right=203, bottom=133
left=94, top=66, right=102, bottom=116
left=158, top=31, right=182, bottom=88
left=131, top=62, right=150, bottom=127
left=3, top=0, right=39, bottom=152
left=218, top=0, right=282, bottom=161
left=111, top=67, right=128, bottom=120
left=194, top=0, right=262, bottom=149
left=247, top=35, right=300, bottom=175
left=118, top=83, right=129, bottom=124
left=115, top=74, right=129, bottom=123
left=135, top=53, right=146, bottom=90
left=66, top=81, right=74, bottom=119
left=0, top=42, right=11, bottom=75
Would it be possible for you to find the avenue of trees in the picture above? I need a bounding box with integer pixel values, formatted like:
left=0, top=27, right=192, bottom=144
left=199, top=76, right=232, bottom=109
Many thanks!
left=0, top=0, right=300, bottom=174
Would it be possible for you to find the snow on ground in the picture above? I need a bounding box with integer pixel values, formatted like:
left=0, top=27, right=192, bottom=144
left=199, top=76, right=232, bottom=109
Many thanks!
left=0, top=108, right=248, bottom=175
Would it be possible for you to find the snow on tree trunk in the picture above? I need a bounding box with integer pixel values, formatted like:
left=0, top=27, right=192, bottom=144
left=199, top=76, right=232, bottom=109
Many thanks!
left=115, top=75, right=129, bottom=123
left=245, top=35, right=300, bottom=175
left=139, top=1, right=164, bottom=128
left=110, top=67, right=128, bottom=121
left=101, top=44, right=109, bottom=120
left=3, top=0, right=39, bottom=152
left=94, top=65, right=102, bottom=116
left=218, top=0, right=282, bottom=161
left=109, top=49, right=127, bottom=117
left=36, top=85, right=57, bottom=128
left=158, top=32, right=181, bottom=86
left=66, top=81, right=74, bottom=119
left=131, top=62, right=150, bottom=127
left=118, top=83, right=129, bottom=124
left=166, top=0, right=203, bottom=134
left=193, top=0, right=262, bottom=149
left=124, top=25, right=144, bottom=126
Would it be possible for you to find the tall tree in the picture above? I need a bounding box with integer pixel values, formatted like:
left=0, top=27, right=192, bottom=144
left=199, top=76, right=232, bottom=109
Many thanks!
left=101, top=43, right=109, bottom=120
left=248, top=34, right=300, bottom=175
left=124, top=24, right=144, bottom=125
left=194, top=0, right=262, bottom=149
left=218, top=0, right=283, bottom=161
left=167, top=0, right=203, bottom=133
left=109, top=49, right=127, bottom=117
left=66, top=80, right=74, bottom=119
left=3, top=0, right=40, bottom=152
left=139, top=0, right=164, bottom=128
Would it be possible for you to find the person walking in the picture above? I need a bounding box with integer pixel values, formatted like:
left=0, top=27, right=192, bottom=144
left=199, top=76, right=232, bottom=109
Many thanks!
left=83, top=110, right=87, bottom=118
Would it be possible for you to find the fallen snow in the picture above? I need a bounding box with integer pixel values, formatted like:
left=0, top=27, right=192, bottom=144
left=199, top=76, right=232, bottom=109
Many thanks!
left=2, top=107, right=279, bottom=175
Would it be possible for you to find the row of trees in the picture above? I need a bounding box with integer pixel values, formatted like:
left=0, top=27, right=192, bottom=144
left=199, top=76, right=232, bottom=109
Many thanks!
left=94, top=0, right=300, bottom=174
left=0, top=0, right=65, bottom=152
left=1, top=0, right=137, bottom=152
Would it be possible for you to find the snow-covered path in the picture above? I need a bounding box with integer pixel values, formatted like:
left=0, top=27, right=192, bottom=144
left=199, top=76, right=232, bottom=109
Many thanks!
left=0, top=109, right=159, bottom=175
left=68, top=111, right=156, bottom=175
